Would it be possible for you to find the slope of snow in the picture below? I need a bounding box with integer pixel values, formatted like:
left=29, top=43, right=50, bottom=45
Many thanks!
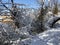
left=21, top=28, right=60, bottom=45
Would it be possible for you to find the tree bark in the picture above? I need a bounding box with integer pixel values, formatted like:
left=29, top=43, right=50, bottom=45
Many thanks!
left=50, top=18, right=60, bottom=28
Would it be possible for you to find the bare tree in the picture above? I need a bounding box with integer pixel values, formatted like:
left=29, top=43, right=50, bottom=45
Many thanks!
left=0, top=0, right=26, bottom=28
left=52, top=0, right=58, bottom=15
left=29, top=0, right=48, bottom=34
left=37, top=0, right=48, bottom=31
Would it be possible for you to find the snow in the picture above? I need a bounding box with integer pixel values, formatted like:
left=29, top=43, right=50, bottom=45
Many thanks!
left=0, top=7, right=60, bottom=45
left=21, top=29, right=60, bottom=45
left=0, top=13, right=60, bottom=45
left=0, top=16, right=60, bottom=45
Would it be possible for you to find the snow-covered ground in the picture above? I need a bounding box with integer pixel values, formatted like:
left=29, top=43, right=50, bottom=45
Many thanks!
left=0, top=10, right=60, bottom=45
left=1, top=18, right=60, bottom=45
left=21, top=28, right=60, bottom=45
